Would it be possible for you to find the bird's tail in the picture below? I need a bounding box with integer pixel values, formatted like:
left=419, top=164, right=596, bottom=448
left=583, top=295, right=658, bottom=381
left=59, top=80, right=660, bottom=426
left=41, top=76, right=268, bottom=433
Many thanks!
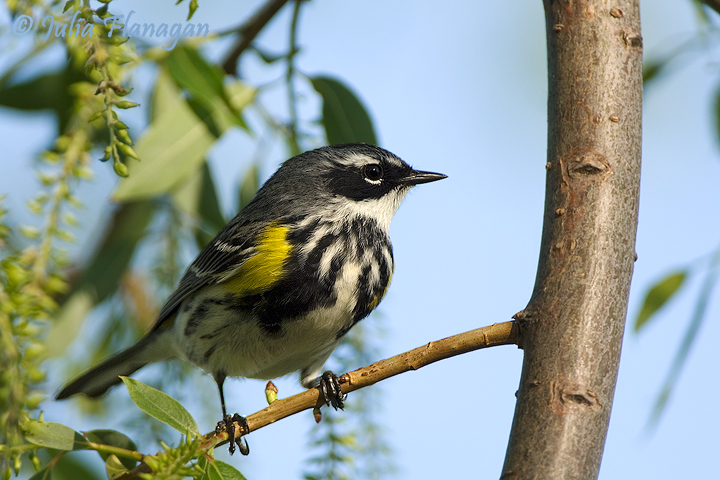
left=55, top=332, right=173, bottom=400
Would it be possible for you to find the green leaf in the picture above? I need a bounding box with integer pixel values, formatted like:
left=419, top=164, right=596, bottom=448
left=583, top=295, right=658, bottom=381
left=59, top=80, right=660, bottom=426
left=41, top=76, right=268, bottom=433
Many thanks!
left=642, top=59, right=666, bottom=85
left=213, top=460, right=248, bottom=480
left=151, top=67, right=184, bottom=121
left=121, top=377, right=200, bottom=436
left=310, top=76, right=377, bottom=145
left=0, top=71, right=67, bottom=110
left=237, top=164, right=259, bottom=211
left=29, top=454, right=103, bottom=480
left=196, top=163, right=226, bottom=230
left=0, top=63, right=85, bottom=133
left=172, top=161, right=227, bottom=249
left=186, top=98, right=228, bottom=138
left=199, top=457, right=248, bottom=480
left=173, top=161, right=226, bottom=229
left=112, top=97, right=216, bottom=202
left=20, top=420, right=88, bottom=451
left=47, top=454, right=103, bottom=480
left=634, top=271, right=687, bottom=332
left=105, top=454, right=129, bottom=480
left=647, top=252, right=720, bottom=429
left=85, top=429, right=138, bottom=470
left=166, top=45, right=223, bottom=96
left=166, top=46, right=246, bottom=132
left=166, top=46, right=224, bottom=107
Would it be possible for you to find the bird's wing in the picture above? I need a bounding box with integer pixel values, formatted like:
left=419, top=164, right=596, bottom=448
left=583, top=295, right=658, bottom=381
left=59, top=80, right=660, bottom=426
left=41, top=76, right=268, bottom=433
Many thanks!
left=149, top=218, right=292, bottom=333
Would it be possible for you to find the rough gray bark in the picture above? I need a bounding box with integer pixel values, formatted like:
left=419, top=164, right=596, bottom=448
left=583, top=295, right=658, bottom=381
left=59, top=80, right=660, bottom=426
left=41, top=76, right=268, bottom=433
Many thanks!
left=501, top=1, right=642, bottom=479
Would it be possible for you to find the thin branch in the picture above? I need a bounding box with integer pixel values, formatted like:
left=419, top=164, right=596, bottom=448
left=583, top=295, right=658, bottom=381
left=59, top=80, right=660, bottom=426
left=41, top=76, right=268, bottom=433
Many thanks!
left=221, top=321, right=518, bottom=444
left=221, top=0, right=292, bottom=75
left=119, top=321, right=518, bottom=478
left=85, top=441, right=144, bottom=462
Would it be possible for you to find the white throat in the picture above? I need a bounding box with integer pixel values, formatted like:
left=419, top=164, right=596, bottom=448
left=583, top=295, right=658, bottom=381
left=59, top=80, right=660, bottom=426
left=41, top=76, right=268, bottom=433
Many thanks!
left=332, top=188, right=409, bottom=233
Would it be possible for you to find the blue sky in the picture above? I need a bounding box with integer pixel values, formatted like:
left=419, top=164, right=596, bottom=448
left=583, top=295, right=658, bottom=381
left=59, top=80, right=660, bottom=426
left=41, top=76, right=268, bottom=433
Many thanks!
left=1, top=1, right=719, bottom=478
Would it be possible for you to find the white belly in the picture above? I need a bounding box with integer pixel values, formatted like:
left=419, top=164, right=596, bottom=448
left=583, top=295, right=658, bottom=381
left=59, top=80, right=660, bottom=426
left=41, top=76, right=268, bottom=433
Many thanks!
left=171, top=263, right=364, bottom=382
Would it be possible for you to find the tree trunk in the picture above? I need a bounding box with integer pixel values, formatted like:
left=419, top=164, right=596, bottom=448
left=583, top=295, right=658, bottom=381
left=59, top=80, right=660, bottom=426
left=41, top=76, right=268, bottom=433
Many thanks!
left=501, top=1, right=642, bottom=478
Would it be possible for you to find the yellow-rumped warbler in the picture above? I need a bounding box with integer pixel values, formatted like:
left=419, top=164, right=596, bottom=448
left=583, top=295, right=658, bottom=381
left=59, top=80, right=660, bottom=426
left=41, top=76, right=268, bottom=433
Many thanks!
left=56, top=144, right=445, bottom=453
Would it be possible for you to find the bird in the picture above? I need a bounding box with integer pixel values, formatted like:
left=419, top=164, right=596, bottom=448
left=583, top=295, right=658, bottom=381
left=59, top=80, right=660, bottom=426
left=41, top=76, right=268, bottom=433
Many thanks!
left=56, top=143, right=446, bottom=454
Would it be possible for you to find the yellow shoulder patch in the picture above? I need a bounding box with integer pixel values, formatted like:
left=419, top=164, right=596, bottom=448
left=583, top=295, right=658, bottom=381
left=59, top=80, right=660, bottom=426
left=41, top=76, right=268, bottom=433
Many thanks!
left=225, top=222, right=292, bottom=294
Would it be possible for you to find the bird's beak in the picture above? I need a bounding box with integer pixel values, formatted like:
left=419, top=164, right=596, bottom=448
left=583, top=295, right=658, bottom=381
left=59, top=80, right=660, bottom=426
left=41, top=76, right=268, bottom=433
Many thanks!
left=402, top=169, right=447, bottom=186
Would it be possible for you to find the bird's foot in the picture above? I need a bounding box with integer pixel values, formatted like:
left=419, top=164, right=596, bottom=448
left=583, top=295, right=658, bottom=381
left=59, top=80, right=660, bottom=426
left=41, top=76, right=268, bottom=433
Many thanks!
left=215, top=413, right=249, bottom=456
left=319, top=370, right=346, bottom=410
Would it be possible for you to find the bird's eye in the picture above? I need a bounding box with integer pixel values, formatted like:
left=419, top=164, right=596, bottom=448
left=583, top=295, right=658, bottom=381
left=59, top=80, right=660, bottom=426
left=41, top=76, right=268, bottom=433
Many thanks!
left=363, top=164, right=383, bottom=182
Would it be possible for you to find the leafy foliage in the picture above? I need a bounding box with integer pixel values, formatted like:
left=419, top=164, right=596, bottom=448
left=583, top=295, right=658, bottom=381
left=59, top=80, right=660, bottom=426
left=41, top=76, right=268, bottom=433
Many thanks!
left=635, top=251, right=720, bottom=429
left=311, top=76, right=378, bottom=146
left=637, top=5, right=720, bottom=428
left=0, top=0, right=390, bottom=478
left=634, top=271, right=686, bottom=332
left=120, top=377, right=200, bottom=437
